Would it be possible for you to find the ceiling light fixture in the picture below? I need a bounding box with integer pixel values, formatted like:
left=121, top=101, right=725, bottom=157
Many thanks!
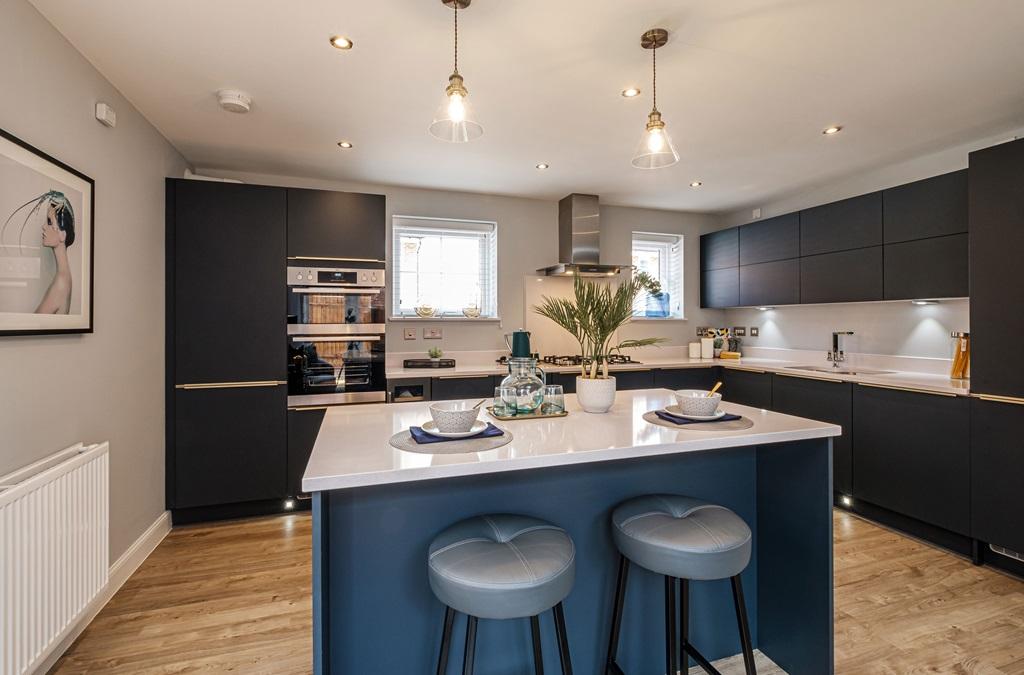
left=337, top=141, right=353, bottom=149
left=689, top=181, right=702, bottom=188
left=823, top=125, right=843, bottom=135
left=535, top=163, right=549, bottom=170
left=428, top=0, right=483, bottom=143
left=632, top=29, right=679, bottom=169
left=621, top=87, right=641, bottom=98
left=329, top=35, right=353, bottom=50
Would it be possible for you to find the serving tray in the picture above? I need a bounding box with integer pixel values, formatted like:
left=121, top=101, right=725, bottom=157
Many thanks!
left=402, top=359, right=456, bottom=368
left=486, top=406, right=568, bottom=421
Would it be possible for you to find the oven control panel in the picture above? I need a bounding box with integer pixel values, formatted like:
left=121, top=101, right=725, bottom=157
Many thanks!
left=287, top=266, right=385, bottom=287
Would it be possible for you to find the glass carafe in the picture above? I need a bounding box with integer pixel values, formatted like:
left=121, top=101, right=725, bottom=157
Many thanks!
left=500, top=358, right=546, bottom=414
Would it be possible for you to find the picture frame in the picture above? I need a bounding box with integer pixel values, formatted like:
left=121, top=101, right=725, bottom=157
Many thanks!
left=0, top=127, right=94, bottom=335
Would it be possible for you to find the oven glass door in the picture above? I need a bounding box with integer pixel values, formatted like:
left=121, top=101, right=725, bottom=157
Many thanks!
left=287, top=287, right=385, bottom=334
left=287, top=334, right=386, bottom=405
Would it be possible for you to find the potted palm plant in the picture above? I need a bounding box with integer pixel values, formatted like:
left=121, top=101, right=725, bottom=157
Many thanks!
left=534, top=271, right=665, bottom=413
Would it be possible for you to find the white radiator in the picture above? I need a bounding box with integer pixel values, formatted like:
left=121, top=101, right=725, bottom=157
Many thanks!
left=0, top=442, right=109, bottom=675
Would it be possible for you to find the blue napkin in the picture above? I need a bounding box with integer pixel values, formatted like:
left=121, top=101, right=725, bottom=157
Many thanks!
left=655, top=410, right=742, bottom=426
left=410, top=422, right=505, bottom=445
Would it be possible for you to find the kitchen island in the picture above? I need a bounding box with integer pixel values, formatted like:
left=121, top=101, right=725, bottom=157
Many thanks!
left=304, top=389, right=841, bottom=674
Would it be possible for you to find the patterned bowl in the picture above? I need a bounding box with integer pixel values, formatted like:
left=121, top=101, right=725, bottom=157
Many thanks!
left=673, top=389, right=722, bottom=417
left=429, top=402, right=481, bottom=433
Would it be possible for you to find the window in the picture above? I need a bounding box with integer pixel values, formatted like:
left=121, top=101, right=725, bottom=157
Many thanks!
left=392, top=216, right=498, bottom=318
left=631, top=232, right=684, bottom=318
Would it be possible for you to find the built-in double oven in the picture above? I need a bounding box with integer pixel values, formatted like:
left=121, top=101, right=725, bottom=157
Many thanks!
left=287, top=265, right=387, bottom=406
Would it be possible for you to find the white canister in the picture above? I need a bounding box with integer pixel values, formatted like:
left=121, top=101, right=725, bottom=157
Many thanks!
left=688, top=342, right=702, bottom=359
left=700, top=337, right=715, bottom=359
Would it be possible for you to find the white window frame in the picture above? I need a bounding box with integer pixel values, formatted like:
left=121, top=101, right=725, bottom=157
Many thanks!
left=391, top=215, right=498, bottom=319
left=631, top=231, right=684, bottom=320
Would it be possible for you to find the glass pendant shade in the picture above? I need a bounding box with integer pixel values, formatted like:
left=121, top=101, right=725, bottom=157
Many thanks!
left=429, top=76, right=483, bottom=143
left=631, top=112, right=679, bottom=169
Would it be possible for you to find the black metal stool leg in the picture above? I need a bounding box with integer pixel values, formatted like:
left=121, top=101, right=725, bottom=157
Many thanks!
left=605, top=554, right=629, bottom=674
left=665, top=576, right=679, bottom=675
left=530, top=615, right=545, bottom=675
left=680, top=578, right=690, bottom=651
left=730, top=575, right=757, bottom=675
left=553, top=602, right=574, bottom=675
left=463, top=615, right=478, bottom=675
left=437, top=606, right=456, bottom=675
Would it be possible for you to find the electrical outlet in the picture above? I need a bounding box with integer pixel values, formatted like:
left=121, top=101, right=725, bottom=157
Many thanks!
left=403, top=328, right=416, bottom=340
left=423, top=327, right=443, bottom=340
left=696, top=326, right=709, bottom=337
left=750, top=327, right=759, bottom=337
left=733, top=327, right=746, bottom=337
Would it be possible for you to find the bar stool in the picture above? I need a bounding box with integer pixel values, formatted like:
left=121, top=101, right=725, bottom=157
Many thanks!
left=428, top=514, right=576, bottom=675
left=605, top=495, right=756, bottom=675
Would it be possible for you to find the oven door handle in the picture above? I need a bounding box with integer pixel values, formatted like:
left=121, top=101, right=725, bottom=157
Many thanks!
left=290, top=287, right=382, bottom=295
left=290, top=335, right=382, bottom=342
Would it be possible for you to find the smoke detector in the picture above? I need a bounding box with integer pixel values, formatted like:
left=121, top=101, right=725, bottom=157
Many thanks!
left=217, top=89, right=253, bottom=114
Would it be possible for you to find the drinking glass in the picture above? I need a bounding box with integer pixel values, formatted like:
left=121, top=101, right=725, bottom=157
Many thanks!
left=542, top=384, right=565, bottom=414
left=494, top=386, right=517, bottom=417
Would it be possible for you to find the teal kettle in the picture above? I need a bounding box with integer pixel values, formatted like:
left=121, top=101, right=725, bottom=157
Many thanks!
left=504, top=330, right=533, bottom=358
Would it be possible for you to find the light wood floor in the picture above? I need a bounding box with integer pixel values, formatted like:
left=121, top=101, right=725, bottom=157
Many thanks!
left=51, top=510, right=1024, bottom=674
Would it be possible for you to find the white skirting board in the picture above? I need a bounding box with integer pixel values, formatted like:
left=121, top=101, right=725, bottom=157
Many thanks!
left=34, top=511, right=171, bottom=675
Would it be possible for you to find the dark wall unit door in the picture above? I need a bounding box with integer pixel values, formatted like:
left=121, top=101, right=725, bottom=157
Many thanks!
left=852, top=385, right=970, bottom=536
left=720, top=369, right=772, bottom=409
left=701, top=267, right=739, bottom=308
left=700, top=228, right=739, bottom=270
left=969, top=138, right=1024, bottom=397
left=288, top=406, right=326, bottom=498
left=287, top=187, right=386, bottom=262
left=431, top=375, right=498, bottom=401
left=739, top=213, right=799, bottom=265
left=883, top=234, right=968, bottom=300
left=883, top=170, right=968, bottom=243
left=800, top=247, right=883, bottom=304
left=739, top=259, right=800, bottom=307
left=800, top=192, right=883, bottom=256
left=970, top=398, right=1024, bottom=553
left=771, top=374, right=853, bottom=495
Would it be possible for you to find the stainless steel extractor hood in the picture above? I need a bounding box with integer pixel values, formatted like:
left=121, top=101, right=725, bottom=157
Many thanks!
left=538, top=194, right=626, bottom=277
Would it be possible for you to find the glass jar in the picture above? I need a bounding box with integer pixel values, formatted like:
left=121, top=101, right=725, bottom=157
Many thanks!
left=499, top=358, right=546, bottom=414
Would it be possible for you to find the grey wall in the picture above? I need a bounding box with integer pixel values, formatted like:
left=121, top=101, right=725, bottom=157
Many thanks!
left=0, top=0, right=187, bottom=559
left=197, top=169, right=726, bottom=350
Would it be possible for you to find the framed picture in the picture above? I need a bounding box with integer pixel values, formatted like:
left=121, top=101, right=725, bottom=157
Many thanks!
left=0, top=128, right=94, bottom=335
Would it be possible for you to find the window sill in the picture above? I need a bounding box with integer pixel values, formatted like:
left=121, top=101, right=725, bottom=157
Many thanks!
left=630, top=316, right=688, bottom=322
left=389, top=316, right=503, bottom=323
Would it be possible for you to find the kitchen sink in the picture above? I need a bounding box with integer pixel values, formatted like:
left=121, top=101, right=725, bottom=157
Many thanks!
left=786, top=365, right=895, bottom=376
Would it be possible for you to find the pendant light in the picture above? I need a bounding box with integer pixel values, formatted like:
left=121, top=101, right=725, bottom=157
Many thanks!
left=429, top=0, right=483, bottom=143
left=631, top=29, right=679, bottom=169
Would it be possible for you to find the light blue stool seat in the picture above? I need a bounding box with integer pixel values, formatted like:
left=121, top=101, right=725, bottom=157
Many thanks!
left=611, top=494, right=751, bottom=580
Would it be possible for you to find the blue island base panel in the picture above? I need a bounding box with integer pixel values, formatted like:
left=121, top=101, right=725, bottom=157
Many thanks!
left=313, top=439, right=833, bottom=675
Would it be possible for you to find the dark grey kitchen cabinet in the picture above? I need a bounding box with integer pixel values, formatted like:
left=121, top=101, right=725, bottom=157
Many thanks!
left=611, top=369, right=655, bottom=391
left=431, top=375, right=498, bottom=400
left=739, top=259, right=800, bottom=307
left=173, top=386, right=288, bottom=509
left=970, top=398, right=1024, bottom=553
left=883, top=170, right=967, bottom=243
left=552, top=373, right=577, bottom=394
left=739, top=213, right=800, bottom=265
left=170, top=180, right=287, bottom=384
left=969, top=138, right=1024, bottom=397
left=800, top=192, right=883, bottom=256
left=700, top=228, right=739, bottom=270
left=653, top=367, right=718, bottom=391
left=800, top=247, right=883, bottom=304
left=287, top=406, right=326, bottom=498
left=287, top=187, right=386, bottom=262
left=771, top=374, right=853, bottom=495
left=852, top=384, right=970, bottom=536
left=883, top=234, right=968, bottom=300
left=720, top=369, right=772, bottom=409
left=701, top=267, right=739, bottom=308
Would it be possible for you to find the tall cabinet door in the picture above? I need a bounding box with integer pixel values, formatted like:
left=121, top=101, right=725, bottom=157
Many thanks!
left=971, top=398, right=1024, bottom=553
left=287, top=188, right=386, bottom=262
left=969, top=138, right=1024, bottom=397
left=172, top=180, right=287, bottom=384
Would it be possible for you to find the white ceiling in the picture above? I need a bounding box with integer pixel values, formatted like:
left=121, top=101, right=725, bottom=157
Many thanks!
left=30, top=0, right=1024, bottom=212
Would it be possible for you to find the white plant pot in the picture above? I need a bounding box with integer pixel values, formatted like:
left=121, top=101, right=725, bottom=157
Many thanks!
left=576, top=376, right=616, bottom=414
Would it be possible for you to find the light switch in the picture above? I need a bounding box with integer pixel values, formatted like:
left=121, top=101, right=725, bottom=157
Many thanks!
left=750, top=327, right=759, bottom=337
left=424, top=327, right=443, bottom=339
left=403, top=328, right=417, bottom=340
left=732, top=327, right=746, bottom=337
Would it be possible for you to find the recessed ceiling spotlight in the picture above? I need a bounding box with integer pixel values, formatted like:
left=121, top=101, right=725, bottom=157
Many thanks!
left=535, top=163, right=549, bottom=170
left=337, top=141, right=353, bottom=149
left=621, top=87, right=641, bottom=98
left=689, top=181, right=702, bottom=188
left=329, top=35, right=353, bottom=50
left=822, top=125, right=843, bottom=135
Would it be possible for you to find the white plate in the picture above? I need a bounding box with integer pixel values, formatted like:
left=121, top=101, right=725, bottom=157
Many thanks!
left=663, top=406, right=726, bottom=421
left=420, top=420, right=488, bottom=439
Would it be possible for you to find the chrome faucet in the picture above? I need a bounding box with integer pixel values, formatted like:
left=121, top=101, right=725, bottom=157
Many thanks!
left=828, top=331, right=854, bottom=367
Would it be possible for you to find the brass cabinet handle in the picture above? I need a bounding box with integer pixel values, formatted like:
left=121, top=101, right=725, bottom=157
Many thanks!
left=857, top=382, right=957, bottom=398
left=288, top=405, right=330, bottom=412
left=176, top=380, right=287, bottom=390
left=288, top=255, right=386, bottom=264
left=776, top=371, right=844, bottom=384
left=437, top=374, right=492, bottom=380
left=975, top=393, right=1024, bottom=406
left=610, top=368, right=652, bottom=373
left=726, top=366, right=766, bottom=374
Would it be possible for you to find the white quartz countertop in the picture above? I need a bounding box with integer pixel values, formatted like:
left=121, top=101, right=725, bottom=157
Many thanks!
left=302, top=389, right=841, bottom=492
left=386, top=356, right=970, bottom=396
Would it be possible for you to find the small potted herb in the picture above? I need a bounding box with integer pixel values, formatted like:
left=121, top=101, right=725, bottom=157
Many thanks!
left=713, top=336, right=724, bottom=357
left=428, top=347, right=443, bottom=363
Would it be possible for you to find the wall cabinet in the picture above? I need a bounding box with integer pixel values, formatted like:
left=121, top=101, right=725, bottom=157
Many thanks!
left=970, top=398, right=1024, bottom=553
left=720, top=369, right=772, bottom=409
left=852, top=385, right=970, bottom=536
left=883, top=170, right=967, bottom=243
left=771, top=374, right=853, bottom=495
left=739, top=213, right=800, bottom=265
left=700, top=228, right=738, bottom=270
left=288, top=407, right=326, bottom=498
left=653, top=367, right=718, bottom=391
left=739, top=259, right=800, bottom=307
left=969, top=138, right=1024, bottom=397
left=799, top=192, right=883, bottom=255
left=431, top=375, right=499, bottom=401
left=287, top=187, right=386, bottom=262
left=800, top=247, right=883, bottom=304
left=883, top=234, right=968, bottom=300
left=701, top=267, right=739, bottom=308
